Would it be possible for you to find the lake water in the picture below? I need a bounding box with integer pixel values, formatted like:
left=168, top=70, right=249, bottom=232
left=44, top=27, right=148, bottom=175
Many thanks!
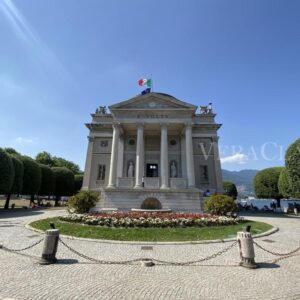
left=238, top=199, right=300, bottom=210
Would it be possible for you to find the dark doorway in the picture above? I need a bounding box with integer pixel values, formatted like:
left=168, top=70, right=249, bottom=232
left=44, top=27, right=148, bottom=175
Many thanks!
left=146, top=164, right=158, bottom=177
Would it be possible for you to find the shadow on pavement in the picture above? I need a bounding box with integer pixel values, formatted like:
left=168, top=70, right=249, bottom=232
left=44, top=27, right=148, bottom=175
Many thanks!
left=257, top=262, right=280, bottom=269
left=0, top=210, right=45, bottom=219
left=56, top=259, right=79, bottom=265
left=239, top=212, right=300, bottom=219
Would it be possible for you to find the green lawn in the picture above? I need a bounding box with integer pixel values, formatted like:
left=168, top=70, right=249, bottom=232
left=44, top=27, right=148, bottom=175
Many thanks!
left=30, top=217, right=273, bottom=242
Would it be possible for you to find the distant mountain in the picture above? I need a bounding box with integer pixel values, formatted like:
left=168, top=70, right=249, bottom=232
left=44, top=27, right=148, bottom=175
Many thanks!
left=222, top=169, right=259, bottom=194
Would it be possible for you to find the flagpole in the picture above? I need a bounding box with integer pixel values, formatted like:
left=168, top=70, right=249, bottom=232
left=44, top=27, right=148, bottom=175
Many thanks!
left=151, top=73, right=153, bottom=92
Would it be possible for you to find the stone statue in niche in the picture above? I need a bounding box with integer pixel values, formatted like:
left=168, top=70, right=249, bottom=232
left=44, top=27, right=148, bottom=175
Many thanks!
left=170, top=161, right=177, bottom=178
left=127, top=161, right=134, bottom=177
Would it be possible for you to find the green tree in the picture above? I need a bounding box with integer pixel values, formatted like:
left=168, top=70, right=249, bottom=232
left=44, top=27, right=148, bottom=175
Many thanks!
left=223, top=181, right=238, bottom=200
left=19, top=156, right=42, bottom=205
left=39, top=164, right=56, bottom=196
left=35, top=151, right=54, bottom=167
left=35, top=151, right=81, bottom=174
left=4, top=155, right=24, bottom=209
left=253, top=167, right=283, bottom=207
left=52, top=167, right=75, bottom=206
left=4, top=148, right=21, bottom=156
left=278, top=168, right=292, bottom=199
left=0, top=148, right=14, bottom=195
left=52, top=157, right=81, bottom=174
left=285, top=138, right=300, bottom=198
left=74, top=174, right=84, bottom=193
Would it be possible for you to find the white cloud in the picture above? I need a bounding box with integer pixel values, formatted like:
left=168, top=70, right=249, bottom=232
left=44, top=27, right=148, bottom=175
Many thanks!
left=14, top=137, right=36, bottom=145
left=221, top=153, right=248, bottom=164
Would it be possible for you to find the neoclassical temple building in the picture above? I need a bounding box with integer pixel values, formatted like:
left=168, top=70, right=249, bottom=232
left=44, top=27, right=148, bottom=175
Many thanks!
left=82, top=92, right=223, bottom=211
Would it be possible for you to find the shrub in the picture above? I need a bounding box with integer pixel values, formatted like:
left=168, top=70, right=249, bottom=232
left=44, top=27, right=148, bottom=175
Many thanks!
left=19, top=156, right=42, bottom=196
left=205, top=194, right=236, bottom=216
left=0, top=148, right=14, bottom=194
left=4, top=155, right=24, bottom=209
left=285, top=138, right=300, bottom=198
left=39, top=164, right=55, bottom=196
left=67, top=191, right=99, bottom=213
left=278, top=167, right=292, bottom=198
left=74, top=174, right=84, bottom=193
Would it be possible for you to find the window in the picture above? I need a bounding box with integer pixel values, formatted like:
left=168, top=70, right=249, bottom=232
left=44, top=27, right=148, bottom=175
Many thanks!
left=100, top=140, right=108, bottom=147
left=200, top=165, right=209, bottom=183
left=97, top=165, right=106, bottom=180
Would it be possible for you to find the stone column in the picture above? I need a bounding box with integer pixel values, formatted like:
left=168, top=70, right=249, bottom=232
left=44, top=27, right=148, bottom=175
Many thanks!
left=117, top=135, right=124, bottom=180
left=107, top=124, right=120, bottom=188
left=134, top=124, right=144, bottom=188
left=160, top=124, right=169, bottom=188
left=185, top=124, right=195, bottom=188
left=212, top=136, right=223, bottom=193
left=82, top=136, right=95, bottom=190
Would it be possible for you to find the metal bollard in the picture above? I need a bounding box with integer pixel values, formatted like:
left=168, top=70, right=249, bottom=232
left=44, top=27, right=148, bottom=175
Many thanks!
left=237, top=231, right=257, bottom=269
left=39, top=229, right=59, bottom=265
left=140, top=259, right=155, bottom=267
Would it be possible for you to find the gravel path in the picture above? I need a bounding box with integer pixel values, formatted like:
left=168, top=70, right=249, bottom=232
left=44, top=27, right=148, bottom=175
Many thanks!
left=0, top=210, right=299, bottom=300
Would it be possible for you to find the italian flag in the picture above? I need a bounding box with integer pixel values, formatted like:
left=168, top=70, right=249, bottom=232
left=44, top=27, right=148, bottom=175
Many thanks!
left=138, top=78, right=152, bottom=87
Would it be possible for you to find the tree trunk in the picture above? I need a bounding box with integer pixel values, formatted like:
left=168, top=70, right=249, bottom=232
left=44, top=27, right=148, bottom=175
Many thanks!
left=55, top=195, right=60, bottom=207
left=276, top=198, right=281, bottom=208
left=4, top=194, right=11, bottom=210
left=30, top=195, right=35, bottom=206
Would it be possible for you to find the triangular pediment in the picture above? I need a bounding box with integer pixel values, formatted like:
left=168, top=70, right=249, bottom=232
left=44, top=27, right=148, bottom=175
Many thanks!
left=109, top=92, right=196, bottom=111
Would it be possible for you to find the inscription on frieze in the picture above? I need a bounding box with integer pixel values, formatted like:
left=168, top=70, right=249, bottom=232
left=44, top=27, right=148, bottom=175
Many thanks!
left=137, top=114, right=169, bottom=119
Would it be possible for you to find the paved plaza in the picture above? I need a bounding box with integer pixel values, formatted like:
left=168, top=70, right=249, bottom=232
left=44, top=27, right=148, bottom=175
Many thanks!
left=0, top=210, right=300, bottom=300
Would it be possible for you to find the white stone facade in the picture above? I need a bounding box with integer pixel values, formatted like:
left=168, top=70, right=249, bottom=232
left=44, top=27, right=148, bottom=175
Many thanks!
left=82, top=92, right=223, bottom=211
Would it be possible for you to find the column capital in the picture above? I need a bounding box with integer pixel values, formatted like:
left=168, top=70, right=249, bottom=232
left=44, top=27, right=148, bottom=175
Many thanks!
left=160, top=123, right=169, bottom=128
left=136, top=123, right=144, bottom=129
left=184, top=122, right=193, bottom=128
left=112, top=123, right=121, bottom=130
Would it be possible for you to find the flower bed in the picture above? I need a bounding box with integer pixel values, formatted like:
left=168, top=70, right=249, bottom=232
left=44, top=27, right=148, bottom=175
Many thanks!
left=59, top=212, right=244, bottom=228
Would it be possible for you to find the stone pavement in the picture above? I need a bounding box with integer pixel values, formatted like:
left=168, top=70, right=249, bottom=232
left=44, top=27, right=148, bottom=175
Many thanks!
left=0, top=210, right=300, bottom=300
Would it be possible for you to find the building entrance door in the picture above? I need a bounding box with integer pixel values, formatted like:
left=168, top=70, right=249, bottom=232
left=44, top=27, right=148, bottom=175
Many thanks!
left=146, top=164, right=158, bottom=177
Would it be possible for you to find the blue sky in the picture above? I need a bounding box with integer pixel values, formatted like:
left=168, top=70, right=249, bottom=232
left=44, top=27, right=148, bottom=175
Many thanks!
left=0, top=0, right=299, bottom=171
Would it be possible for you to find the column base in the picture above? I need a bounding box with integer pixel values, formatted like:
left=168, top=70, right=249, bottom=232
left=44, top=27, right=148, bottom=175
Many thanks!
left=107, top=185, right=116, bottom=189
left=134, top=185, right=143, bottom=189
left=160, top=185, right=169, bottom=190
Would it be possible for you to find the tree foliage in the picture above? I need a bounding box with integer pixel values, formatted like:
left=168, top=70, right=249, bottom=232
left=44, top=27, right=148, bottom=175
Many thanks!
left=68, top=191, right=98, bottom=213
left=0, top=148, right=14, bottom=194
left=39, top=164, right=55, bottom=196
left=20, top=156, right=42, bottom=196
left=36, top=151, right=53, bottom=167
left=285, top=138, right=300, bottom=198
left=253, top=167, right=283, bottom=200
left=278, top=168, right=292, bottom=198
left=74, top=174, right=84, bottom=193
left=4, top=148, right=21, bottom=156
left=52, top=167, right=75, bottom=197
left=4, top=155, right=24, bottom=209
left=205, top=194, right=236, bottom=216
left=35, top=151, right=81, bottom=174
left=8, top=155, right=24, bottom=194
left=223, top=181, right=238, bottom=200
